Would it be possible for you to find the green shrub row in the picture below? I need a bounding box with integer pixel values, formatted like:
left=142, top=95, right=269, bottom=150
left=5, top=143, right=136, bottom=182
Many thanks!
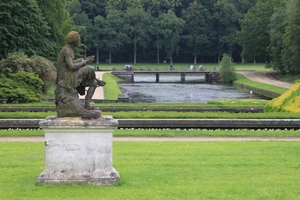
left=265, top=81, right=300, bottom=112
left=2, top=128, right=300, bottom=137
left=0, top=99, right=269, bottom=108
left=1, top=111, right=300, bottom=119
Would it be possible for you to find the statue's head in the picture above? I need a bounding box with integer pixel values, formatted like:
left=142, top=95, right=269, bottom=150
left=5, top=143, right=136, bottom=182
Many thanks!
left=65, top=31, right=81, bottom=46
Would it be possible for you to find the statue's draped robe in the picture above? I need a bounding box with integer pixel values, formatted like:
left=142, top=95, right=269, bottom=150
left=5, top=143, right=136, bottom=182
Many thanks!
left=55, top=46, right=98, bottom=118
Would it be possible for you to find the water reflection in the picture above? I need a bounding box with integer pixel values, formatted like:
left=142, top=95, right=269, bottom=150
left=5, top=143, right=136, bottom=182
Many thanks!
left=119, top=83, right=267, bottom=103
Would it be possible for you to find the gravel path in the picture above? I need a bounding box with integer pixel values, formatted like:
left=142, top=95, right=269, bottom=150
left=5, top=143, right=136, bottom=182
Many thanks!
left=1, top=136, right=300, bottom=142
left=237, top=71, right=293, bottom=89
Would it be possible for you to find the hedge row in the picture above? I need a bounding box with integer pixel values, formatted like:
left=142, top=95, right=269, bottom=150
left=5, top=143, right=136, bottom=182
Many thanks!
left=265, top=82, right=300, bottom=112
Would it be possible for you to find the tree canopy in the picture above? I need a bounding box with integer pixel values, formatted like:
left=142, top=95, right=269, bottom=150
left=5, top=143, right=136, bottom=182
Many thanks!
left=0, top=0, right=56, bottom=60
left=1, top=0, right=300, bottom=74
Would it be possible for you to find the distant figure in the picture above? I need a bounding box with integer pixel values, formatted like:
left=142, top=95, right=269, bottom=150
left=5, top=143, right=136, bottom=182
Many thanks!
left=190, top=64, right=194, bottom=71
left=124, top=64, right=133, bottom=71
left=199, top=65, right=203, bottom=71
left=163, top=60, right=166, bottom=64
left=169, top=65, right=174, bottom=70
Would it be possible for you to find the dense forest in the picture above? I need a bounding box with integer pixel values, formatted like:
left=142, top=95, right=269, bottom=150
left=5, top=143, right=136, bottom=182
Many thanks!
left=1, top=0, right=300, bottom=73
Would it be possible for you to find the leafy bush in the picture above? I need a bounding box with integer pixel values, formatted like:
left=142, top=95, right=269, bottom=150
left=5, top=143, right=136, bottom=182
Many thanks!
left=0, top=52, right=56, bottom=93
left=31, top=55, right=57, bottom=91
left=264, top=81, right=300, bottom=112
left=219, top=54, right=237, bottom=83
left=0, top=68, right=43, bottom=103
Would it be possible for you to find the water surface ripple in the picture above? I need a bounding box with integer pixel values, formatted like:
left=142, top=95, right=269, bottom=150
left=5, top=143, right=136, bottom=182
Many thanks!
left=119, top=83, right=266, bottom=103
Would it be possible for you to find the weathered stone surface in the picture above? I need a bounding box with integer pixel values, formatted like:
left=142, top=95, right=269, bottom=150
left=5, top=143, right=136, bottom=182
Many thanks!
left=40, top=115, right=118, bottom=129
left=3, top=118, right=300, bottom=129
left=38, top=168, right=120, bottom=185
left=37, top=116, right=119, bottom=185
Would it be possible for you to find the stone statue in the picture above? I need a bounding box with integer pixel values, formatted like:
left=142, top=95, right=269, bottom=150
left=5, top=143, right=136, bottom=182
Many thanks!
left=55, top=31, right=106, bottom=118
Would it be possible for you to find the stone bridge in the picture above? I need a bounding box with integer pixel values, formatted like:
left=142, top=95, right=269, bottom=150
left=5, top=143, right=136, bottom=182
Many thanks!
left=112, top=70, right=220, bottom=83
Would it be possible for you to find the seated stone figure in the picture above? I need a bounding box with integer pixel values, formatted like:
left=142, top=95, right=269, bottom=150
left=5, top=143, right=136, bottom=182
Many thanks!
left=55, top=31, right=106, bottom=118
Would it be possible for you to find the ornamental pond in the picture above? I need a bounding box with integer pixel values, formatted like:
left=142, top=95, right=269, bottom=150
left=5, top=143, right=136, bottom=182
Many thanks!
left=119, top=73, right=269, bottom=103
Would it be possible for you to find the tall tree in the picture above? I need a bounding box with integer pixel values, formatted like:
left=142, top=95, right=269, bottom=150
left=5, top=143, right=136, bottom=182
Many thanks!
left=106, top=0, right=151, bottom=64
left=124, top=7, right=151, bottom=64
left=67, top=0, right=82, bottom=16
left=237, top=0, right=277, bottom=63
left=152, top=17, right=164, bottom=64
left=182, top=1, right=212, bottom=64
left=0, top=0, right=55, bottom=60
left=145, top=0, right=182, bottom=64
left=214, top=0, right=241, bottom=62
left=80, top=0, right=107, bottom=19
left=144, top=0, right=181, bottom=16
left=233, top=0, right=258, bottom=14
left=37, top=0, right=73, bottom=55
left=105, top=8, right=129, bottom=64
left=282, top=0, right=300, bottom=73
left=158, top=10, right=185, bottom=65
left=67, top=0, right=93, bottom=58
left=91, top=15, right=107, bottom=64
left=267, top=3, right=287, bottom=72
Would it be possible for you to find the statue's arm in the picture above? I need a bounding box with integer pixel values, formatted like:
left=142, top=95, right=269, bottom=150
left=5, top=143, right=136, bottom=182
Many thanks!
left=65, top=51, right=86, bottom=70
left=73, top=58, right=83, bottom=63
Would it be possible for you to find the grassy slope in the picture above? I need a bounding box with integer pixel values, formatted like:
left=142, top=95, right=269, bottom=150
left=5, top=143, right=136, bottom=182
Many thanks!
left=234, top=74, right=288, bottom=95
left=102, top=73, right=122, bottom=99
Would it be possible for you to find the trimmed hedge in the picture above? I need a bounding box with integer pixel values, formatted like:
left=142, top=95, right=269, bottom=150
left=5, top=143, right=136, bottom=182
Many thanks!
left=265, top=81, right=300, bottom=112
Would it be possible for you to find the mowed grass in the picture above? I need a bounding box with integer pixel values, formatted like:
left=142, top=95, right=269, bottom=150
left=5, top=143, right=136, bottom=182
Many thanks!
left=102, top=73, right=122, bottom=99
left=235, top=74, right=288, bottom=94
left=2, top=128, right=300, bottom=137
left=0, top=141, right=300, bottom=200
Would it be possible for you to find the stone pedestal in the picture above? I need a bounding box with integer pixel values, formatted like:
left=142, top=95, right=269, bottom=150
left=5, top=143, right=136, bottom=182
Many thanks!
left=37, top=116, right=120, bottom=185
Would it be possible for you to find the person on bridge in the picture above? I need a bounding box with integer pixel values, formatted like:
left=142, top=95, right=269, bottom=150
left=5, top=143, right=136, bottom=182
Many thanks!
left=199, top=65, right=203, bottom=71
left=190, top=64, right=194, bottom=71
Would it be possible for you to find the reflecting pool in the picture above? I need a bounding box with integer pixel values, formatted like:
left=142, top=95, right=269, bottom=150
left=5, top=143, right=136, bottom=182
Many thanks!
left=119, top=83, right=268, bottom=103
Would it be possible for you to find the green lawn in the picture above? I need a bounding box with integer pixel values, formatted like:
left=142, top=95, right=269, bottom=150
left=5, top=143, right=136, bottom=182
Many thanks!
left=2, top=128, right=300, bottom=137
left=235, top=74, right=287, bottom=94
left=103, top=73, right=122, bottom=99
left=1, top=141, right=299, bottom=200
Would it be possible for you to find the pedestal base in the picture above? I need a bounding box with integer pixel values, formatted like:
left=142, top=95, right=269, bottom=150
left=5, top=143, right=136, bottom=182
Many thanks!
left=37, top=168, right=120, bottom=185
left=37, top=116, right=120, bottom=185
